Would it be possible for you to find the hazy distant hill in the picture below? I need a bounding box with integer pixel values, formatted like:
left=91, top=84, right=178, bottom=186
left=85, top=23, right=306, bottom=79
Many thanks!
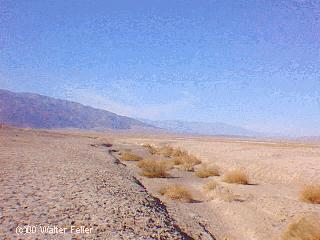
left=295, top=136, right=320, bottom=141
left=0, top=89, right=153, bottom=130
left=0, top=89, right=261, bottom=136
left=139, top=119, right=259, bottom=137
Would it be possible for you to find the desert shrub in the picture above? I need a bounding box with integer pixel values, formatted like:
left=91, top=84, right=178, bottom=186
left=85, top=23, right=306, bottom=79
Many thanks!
left=137, top=159, right=173, bottom=178
left=281, top=215, right=320, bottom=240
left=203, top=180, right=219, bottom=192
left=142, top=143, right=159, bottom=155
left=173, top=153, right=201, bottom=171
left=182, top=155, right=201, bottom=171
left=153, top=146, right=202, bottom=171
left=172, top=148, right=188, bottom=157
left=159, top=145, right=175, bottom=157
left=173, top=157, right=184, bottom=165
left=223, top=170, right=249, bottom=185
left=121, top=152, right=143, bottom=161
left=159, top=184, right=193, bottom=202
left=195, top=164, right=220, bottom=178
left=205, top=185, right=237, bottom=202
left=300, top=185, right=320, bottom=204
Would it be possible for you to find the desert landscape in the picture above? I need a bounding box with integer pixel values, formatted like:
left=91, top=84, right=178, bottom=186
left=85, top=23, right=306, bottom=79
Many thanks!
left=1, top=1, right=320, bottom=239
left=1, top=126, right=319, bottom=239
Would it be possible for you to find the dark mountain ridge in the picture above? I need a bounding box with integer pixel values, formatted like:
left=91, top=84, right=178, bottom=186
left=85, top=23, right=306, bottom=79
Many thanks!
left=0, top=89, right=152, bottom=130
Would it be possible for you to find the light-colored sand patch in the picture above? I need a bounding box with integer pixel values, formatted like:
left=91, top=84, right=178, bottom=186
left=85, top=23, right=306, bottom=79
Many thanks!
left=115, top=134, right=320, bottom=240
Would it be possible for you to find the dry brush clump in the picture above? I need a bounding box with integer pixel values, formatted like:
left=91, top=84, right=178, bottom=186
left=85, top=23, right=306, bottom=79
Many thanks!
left=159, top=184, right=193, bottom=202
left=137, top=159, right=173, bottom=178
left=143, top=144, right=202, bottom=171
left=172, top=151, right=201, bottom=171
left=121, top=152, right=143, bottom=161
left=195, top=164, right=220, bottom=178
left=142, top=143, right=159, bottom=155
left=204, top=183, right=237, bottom=202
left=203, top=180, right=219, bottom=192
left=281, top=215, right=320, bottom=240
left=159, top=145, right=189, bottom=158
left=160, top=146, right=186, bottom=160
left=300, top=185, right=320, bottom=204
left=158, top=145, right=175, bottom=157
left=223, top=170, right=249, bottom=185
left=173, top=156, right=184, bottom=165
left=172, top=147, right=188, bottom=158
left=181, top=154, right=202, bottom=171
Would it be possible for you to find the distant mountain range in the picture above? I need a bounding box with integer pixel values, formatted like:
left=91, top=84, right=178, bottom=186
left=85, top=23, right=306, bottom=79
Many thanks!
left=0, top=89, right=260, bottom=137
left=138, top=119, right=260, bottom=137
left=0, top=89, right=153, bottom=130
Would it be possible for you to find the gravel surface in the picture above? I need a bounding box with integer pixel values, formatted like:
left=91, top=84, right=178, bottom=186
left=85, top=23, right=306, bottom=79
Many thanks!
left=0, top=128, right=192, bottom=239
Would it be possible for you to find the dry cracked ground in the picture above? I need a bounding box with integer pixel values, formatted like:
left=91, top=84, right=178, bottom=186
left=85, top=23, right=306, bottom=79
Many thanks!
left=0, top=128, right=194, bottom=240
left=1, top=127, right=320, bottom=240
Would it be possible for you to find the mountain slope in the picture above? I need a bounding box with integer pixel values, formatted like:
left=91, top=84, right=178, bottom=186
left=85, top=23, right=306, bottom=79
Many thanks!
left=139, top=119, right=259, bottom=137
left=0, top=89, right=152, bottom=130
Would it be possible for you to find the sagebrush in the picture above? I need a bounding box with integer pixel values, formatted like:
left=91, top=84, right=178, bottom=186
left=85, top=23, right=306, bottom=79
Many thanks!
left=300, top=185, right=320, bottom=204
left=137, top=159, right=173, bottom=178
left=159, top=184, right=193, bottom=202
left=281, top=215, right=320, bottom=240
left=142, top=143, right=158, bottom=155
left=195, top=164, right=220, bottom=178
left=223, top=170, right=249, bottom=185
left=121, top=152, right=142, bottom=161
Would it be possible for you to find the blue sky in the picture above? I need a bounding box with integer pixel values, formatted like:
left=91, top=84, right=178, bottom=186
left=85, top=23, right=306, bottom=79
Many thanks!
left=1, top=0, right=320, bottom=136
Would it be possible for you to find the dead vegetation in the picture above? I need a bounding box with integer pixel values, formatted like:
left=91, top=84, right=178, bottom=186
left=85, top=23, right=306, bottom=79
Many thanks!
left=121, top=152, right=143, bottom=161
left=300, top=185, right=320, bottom=204
left=159, top=184, right=193, bottom=202
left=158, top=145, right=175, bottom=157
left=142, top=144, right=201, bottom=171
left=172, top=147, right=188, bottom=157
left=180, top=155, right=202, bottom=171
left=142, top=143, right=159, bottom=155
left=137, top=159, right=173, bottom=178
left=172, top=151, right=201, bottom=171
left=281, top=215, right=320, bottom=240
left=223, top=170, right=249, bottom=185
left=203, top=180, right=219, bottom=192
left=204, top=184, right=237, bottom=202
left=195, top=164, right=220, bottom=178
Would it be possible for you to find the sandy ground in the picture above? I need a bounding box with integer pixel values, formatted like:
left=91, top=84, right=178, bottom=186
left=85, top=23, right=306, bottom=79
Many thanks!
left=1, top=128, right=319, bottom=240
left=115, top=134, right=320, bottom=240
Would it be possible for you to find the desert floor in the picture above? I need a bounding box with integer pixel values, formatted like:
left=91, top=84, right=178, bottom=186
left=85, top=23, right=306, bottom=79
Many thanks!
left=1, top=127, right=319, bottom=240
left=0, top=128, right=192, bottom=239
left=114, top=132, right=320, bottom=240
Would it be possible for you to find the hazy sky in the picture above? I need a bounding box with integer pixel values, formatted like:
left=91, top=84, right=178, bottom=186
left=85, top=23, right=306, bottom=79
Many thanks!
left=1, top=0, right=320, bottom=136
